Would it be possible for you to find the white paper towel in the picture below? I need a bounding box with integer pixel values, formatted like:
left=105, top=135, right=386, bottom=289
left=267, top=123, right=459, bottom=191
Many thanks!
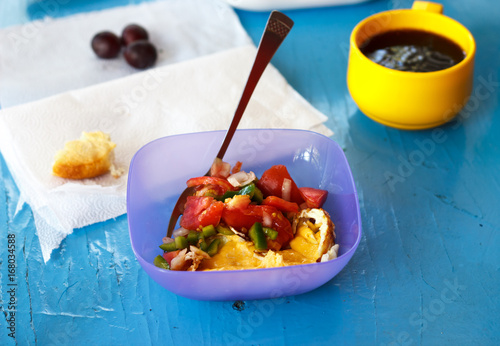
left=0, top=1, right=333, bottom=262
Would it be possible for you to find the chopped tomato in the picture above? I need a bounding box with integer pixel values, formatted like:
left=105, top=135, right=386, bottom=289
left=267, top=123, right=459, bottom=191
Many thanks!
left=162, top=250, right=180, bottom=266
left=222, top=195, right=260, bottom=230
left=231, top=161, right=243, bottom=174
left=222, top=206, right=261, bottom=232
left=260, top=206, right=294, bottom=247
left=222, top=196, right=293, bottom=249
left=186, top=176, right=236, bottom=193
left=198, top=200, right=224, bottom=226
left=299, top=187, right=328, bottom=208
left=256, top=165, right=304, bottom=205
left=262, top=196, right=299, bottom=213
left=180, top=196, right=224, bottom=230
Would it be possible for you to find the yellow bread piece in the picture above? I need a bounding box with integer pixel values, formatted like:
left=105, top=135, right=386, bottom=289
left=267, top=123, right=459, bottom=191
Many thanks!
left=52, top=131, right=117, bottom=180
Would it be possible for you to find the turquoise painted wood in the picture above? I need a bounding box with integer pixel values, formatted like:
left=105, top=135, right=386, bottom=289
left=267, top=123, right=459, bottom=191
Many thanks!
left=0, top=0, right=498, bottom=344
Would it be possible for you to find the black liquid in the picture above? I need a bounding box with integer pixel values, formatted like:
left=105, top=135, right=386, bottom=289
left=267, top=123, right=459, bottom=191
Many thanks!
left=360, top=29, right=465, bottom=72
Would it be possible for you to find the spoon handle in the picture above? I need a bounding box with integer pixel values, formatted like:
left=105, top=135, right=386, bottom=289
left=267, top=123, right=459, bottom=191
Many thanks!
left=216, top=11, right=294, bottom=159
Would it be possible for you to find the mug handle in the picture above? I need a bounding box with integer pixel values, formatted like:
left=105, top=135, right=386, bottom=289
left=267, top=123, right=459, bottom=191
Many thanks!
left=412, top=1, right=443, bottom=14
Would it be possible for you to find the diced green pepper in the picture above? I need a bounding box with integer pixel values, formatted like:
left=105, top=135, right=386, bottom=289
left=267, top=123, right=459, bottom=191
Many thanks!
left=206, top=238, right=221, bottom=257
left=174, top=236, right=188, bottom=250
left=187, top=231, right=200, bottom=245
left=153, top=255, right=170, bottom=270
left=238, top=183, right=256, bottom=199
left=218, top=183, right=261, bottom=202
left=202, top=225, right=217, bottom=238
left=263, top=227, right=278, bottom=240
left=249, top=222, right=267, bottom=250
left=219, top=190, right=239, bottom=201
left=159, top=242, right=177, bottom=252
left=252, top=186, right=264, bottom=203
left=216, top=224, right=234, bottom=235
left=200, top=240, right=209, bottom=252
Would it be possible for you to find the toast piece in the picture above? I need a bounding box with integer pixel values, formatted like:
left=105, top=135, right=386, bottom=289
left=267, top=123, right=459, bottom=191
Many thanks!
left=52, top=131, right=118, bottom=180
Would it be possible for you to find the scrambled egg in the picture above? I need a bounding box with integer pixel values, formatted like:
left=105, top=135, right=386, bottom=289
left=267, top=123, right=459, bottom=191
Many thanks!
left=290, top=208, right=337, bottom=262
left=199, top=208, right=338, bottom=271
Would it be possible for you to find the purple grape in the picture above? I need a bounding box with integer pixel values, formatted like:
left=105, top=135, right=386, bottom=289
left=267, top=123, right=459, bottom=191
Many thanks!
left=91, top=31, right=121, bottom=59
left=124, top=40, right=158, bottom=69
left=122, top=24, right=149, bottom=46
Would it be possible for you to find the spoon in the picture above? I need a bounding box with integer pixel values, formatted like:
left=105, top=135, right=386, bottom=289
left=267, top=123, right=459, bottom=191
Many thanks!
left=167, top=11, right=294, bottom=237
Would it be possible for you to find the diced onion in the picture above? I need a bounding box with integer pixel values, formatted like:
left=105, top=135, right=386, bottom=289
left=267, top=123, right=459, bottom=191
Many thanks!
left=210, top=158, right=231, bottom=178
left=282, top=178, right=292, bottom=202
left=227, top=171, right=256, bottom=188
left=172, top=227, right=190, bottom=238
left=229, top=226, right=247, bottom=239
left=170, top=248, right=188, bottom=271
left=162, top=236, right=175, bottom=244
left=262, top=211, right=272, bottom=228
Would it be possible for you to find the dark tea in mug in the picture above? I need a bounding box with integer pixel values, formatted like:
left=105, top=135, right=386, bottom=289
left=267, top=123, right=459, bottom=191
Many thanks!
left=360, top=29, right=465, bottom=72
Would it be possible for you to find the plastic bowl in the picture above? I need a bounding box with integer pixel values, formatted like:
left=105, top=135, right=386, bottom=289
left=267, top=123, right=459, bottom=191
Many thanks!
left=127, top=129, right=361, bottom=301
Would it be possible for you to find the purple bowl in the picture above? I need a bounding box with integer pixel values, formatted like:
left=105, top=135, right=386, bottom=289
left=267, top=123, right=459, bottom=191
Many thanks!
left=127, top=129, right=361, bottom=301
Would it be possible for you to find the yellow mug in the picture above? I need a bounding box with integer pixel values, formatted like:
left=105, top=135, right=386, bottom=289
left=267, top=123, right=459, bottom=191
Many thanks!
left=347, top=1, right=476, bottom=130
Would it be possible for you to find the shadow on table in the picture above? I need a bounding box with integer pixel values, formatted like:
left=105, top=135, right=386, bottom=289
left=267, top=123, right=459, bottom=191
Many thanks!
left=345, top=105, right=473, bottom=193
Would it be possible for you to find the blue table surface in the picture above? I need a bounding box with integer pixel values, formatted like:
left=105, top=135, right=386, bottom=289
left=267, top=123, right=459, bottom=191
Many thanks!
left=0, top=0, right=499, bottom=345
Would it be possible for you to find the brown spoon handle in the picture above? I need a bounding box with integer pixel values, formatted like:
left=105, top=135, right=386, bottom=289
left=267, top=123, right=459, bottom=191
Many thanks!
left=166, top=11, right=293, bottom=237
left=215, top=11, right=294, bottom=160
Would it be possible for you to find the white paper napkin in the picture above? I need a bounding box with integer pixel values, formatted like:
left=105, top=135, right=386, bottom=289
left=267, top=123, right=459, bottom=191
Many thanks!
left=0, top=1, right=333, bottom=263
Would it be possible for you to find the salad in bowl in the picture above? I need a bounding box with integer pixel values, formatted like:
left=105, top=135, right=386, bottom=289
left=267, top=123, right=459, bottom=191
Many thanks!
left=127, top=129, right=361, bottom=300
left=154, top=160, right=339, bottom=271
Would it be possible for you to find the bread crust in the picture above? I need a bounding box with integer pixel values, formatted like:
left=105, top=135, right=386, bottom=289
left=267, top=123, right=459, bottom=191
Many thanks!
left=52, top=131, right=116, bottom=180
